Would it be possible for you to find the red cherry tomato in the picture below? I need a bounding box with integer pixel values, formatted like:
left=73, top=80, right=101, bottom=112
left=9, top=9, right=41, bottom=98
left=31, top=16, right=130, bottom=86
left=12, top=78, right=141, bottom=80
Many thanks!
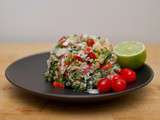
left=86, top=39, right=95, bottom=47
left=101, top=63, right=112, bottom=70
left=120, top=68, right=136, bottom=83
left=111, top=74, right=123, bottom=80
left=88, top=52, right=96, bottom=59
left=73, top=55, right=84, bottom=62
left=98, top=78, right=111, bottom=93
left=52, top=81, right=64, bottom=89
left=111, top=78, right=127, bottom=92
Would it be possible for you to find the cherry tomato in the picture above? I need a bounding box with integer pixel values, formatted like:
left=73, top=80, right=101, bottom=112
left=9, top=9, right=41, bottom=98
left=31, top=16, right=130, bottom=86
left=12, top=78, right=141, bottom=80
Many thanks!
left=98, top=78, right=111, bottom=93
left=52, top=81, right=64, bottom=89
left=73, top=55, right=84, bottom=62
left=120, top=68, right=136, bottom=83
left=111, top=74, right=123, bottom=80
left=101, top=63, right=112, bottom=70
left=86, top=39, right=95, bottom=47
left=111, top=78, right=127, bottom=92
left=88, top=52, right=96, bottom=59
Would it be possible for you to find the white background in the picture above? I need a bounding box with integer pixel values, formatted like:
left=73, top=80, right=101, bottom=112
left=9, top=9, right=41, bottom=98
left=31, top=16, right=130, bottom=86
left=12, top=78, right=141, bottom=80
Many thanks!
left=0, top=0, right=160, bottom=42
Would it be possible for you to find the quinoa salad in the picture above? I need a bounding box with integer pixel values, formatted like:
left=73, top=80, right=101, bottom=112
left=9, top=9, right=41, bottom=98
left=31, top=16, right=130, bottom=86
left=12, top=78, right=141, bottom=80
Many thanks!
left=45, top=34, right=137, bottom=94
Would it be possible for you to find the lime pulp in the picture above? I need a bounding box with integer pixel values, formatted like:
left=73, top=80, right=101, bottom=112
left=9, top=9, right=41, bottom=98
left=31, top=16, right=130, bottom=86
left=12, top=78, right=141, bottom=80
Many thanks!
left=113, top=41, right=147, bottom=69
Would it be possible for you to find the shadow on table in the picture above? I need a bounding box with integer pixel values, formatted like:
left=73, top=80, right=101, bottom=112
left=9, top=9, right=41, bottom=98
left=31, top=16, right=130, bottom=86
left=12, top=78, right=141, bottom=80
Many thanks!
left=10, top=86, right=150, bottom=114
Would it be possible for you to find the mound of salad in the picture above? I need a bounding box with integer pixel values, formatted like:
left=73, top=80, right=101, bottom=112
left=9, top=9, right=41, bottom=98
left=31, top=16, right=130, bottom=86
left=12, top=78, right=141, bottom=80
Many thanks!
left=45, top=34, right=137, bottom=94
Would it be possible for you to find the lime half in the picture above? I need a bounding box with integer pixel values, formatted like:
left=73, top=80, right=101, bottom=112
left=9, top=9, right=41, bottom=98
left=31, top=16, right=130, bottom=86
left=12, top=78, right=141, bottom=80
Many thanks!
left=113, top=41, right=146, bottom=69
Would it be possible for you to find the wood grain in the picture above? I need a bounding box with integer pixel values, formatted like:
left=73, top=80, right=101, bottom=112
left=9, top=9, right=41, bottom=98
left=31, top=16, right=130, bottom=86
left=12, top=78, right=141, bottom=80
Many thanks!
left=0, top=42, right=160, bottom=120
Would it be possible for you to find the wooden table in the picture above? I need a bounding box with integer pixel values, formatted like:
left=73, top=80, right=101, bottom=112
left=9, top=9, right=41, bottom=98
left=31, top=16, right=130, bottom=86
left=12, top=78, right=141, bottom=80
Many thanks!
left=0, top=42, right=160, bottom=120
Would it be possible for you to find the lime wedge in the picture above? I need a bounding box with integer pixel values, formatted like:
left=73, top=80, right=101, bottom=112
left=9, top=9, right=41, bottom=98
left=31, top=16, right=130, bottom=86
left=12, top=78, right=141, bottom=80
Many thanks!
left=113, top=41, right=147, bottom=69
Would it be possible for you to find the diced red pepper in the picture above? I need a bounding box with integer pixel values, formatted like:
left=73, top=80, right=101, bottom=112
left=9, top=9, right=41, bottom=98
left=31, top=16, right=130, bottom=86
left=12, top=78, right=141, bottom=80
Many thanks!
left=83, top=68, right=89, bottom=75
left=73, top=55, right=84, bottom=62
left=86, top=39, right=95, bottom=47
left=88, top=52, right=96, bottom=59
left=52, top=81, right=64, bottom=89
left=84, top=47, right=92, bottom=54
left=101, top=63, right=112, bottom=70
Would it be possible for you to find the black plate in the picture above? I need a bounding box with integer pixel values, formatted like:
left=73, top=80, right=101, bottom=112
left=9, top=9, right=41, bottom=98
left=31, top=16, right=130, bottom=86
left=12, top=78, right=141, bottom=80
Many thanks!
left=5, top=52, right=154, bottom=102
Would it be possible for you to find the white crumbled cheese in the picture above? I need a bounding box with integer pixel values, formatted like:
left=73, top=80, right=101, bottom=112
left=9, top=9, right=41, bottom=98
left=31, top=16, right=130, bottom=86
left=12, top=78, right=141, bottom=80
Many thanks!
left=62, top=41, right=69, bottom=46
left=55, top=48, right=68, bottom=57
left=83, top=34, right=89, bottom=38
left=87, top=89, right=99, bottom=94
left=93, top=41, right=102, bottom=50
left=60, top=57, right=67, bottom=74
left=93, top=37, right=112, bottom=51
left=47, top=59, right=51, bottom=68
left=101, top=38, right=112, bottom=50
left=77, top=42, right=86, bottom=49
left=90, top=35, right=98, bottom=40
left=78, top=50, right=85, bottom=57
